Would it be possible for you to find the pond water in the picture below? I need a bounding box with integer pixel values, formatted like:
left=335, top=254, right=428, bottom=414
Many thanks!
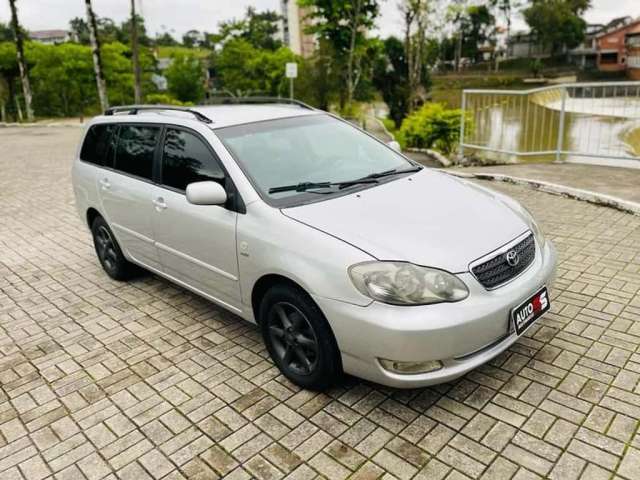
left=464, top=92, right=640, bottom=168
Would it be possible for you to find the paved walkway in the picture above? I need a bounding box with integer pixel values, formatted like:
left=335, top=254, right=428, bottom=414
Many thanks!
left=454, top=163, right=640, bottom=205
left=1, top=127, right=640, bottom=479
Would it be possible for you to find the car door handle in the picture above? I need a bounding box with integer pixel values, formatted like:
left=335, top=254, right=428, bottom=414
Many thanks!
left=153, top=197, right=167, bottom=211
left=99, top=178, right=110, bottom=190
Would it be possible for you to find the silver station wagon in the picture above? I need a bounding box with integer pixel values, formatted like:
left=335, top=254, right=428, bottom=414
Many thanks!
left=72, top=101, right=557, bottom=390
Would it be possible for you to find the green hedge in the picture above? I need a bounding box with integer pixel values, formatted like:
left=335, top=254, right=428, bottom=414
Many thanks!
left=397, top=103, right=471, bottom=155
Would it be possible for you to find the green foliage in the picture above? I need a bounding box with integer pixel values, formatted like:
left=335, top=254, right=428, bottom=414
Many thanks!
left=397, top=103, right=469, bottom=154
left=462, top=5, right=495, bottom=62
left=523, top=0, right=589, bottom=54
left=0, top=22, right=14, bottom=42
left=299, top=0, right=379, bottom=107
left=0, top=39, right=158, bottom=118
left=165, top=52, right=205, bottom=103
left=214, top=38, right=296, bottom=97
left=145, top=93, right=190, bottom=106
left=215, top=7, right=282, bottom=50
left=372, top=36, right=408, bottom=127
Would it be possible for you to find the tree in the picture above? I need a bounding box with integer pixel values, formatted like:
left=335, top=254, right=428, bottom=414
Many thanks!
left=155, top=32, right=178, bottom=46
left=8, top=0, right=33, bottom=121
left=400, top=0, right=430, bottom=112
left=299, top=0, right=379, bottom=110
left=461, top=5, right=495, bottom=62
left=523, top=0, right=590, bottom=55
left=489, top=0, right=521, bottom=43
left=182, top=30, right=203, bottom=48
left=130, top=0, right=142, bottom=103
left=165, top=52, right=204, bottom=103
left=0, top=22, right=13, bottom=41
left=213, top=38, right=296, bottom=97
left=215, top=7, right=282, bottom=50
left=85, top=0, right=108, bottom=111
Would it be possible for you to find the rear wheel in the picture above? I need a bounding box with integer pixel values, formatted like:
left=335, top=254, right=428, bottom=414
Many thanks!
left=260, top=284, right=341, bottom=390
left=90, top=216, right=137, bottom=281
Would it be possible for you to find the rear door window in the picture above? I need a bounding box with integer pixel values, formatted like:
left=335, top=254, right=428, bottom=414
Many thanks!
left=80, top=124, right=117, bottom=166
left=114, top=125, right=161, bottom=180
left=161, top=128, right=225, bottom=191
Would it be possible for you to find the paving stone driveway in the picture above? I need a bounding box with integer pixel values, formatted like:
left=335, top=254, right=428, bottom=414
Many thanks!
left=1, top=127, right=640, bottom=480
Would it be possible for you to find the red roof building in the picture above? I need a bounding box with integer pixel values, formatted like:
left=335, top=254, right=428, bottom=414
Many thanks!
left=596, top=18, right=640, bottom=73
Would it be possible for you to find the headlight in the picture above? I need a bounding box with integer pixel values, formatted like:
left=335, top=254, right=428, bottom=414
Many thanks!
left=523, top=206, right=546, bottom=247
left=348, top=261, right=469, bottom=305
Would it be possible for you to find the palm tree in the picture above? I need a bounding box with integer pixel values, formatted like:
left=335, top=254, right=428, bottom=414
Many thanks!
left=85, top=0, right=108, bottom=111
left=130, top=0, right=142, bottom=103
left=8, top=0, right=33, bottom=121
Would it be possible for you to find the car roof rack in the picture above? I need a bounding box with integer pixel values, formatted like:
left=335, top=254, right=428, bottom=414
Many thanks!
left=205, top=96, right=315, bottom=110
left=104, top=105, right=214, bottom=124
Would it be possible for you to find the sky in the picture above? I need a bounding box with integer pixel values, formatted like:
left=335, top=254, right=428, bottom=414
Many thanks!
left=0, top=0, right=638, bottom=40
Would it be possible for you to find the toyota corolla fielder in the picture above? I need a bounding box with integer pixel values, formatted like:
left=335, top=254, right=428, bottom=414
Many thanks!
left=72, top=101, right=556, bottom=390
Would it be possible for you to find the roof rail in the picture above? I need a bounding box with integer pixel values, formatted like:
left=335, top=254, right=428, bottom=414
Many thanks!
left=205, top=96, right=315, bottom=110
left=104, top=105, right=213, bottom=124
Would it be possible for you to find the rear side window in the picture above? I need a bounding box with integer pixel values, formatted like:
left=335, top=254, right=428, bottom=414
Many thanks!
left=161, top=128, right=225, bottom=191
left=80, top=124, right=117, bottom=166
left=114, top=125, right=161, bottom=180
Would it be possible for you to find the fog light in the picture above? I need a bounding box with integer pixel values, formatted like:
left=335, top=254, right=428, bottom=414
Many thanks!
left=379, top=358, right=443, bottom=375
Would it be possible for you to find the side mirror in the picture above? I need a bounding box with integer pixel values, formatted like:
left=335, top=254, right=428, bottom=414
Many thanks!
left=186, top=181, right=227, bottom=206
left=387, top=140, right=401, bottom=152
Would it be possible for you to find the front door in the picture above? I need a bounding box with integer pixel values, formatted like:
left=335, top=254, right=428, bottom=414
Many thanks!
left=151, top=126, right=241, bottom=312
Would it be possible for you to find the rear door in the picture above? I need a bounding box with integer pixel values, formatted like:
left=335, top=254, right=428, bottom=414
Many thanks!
left=151, top=126, right=241, bottom=312
left=97, top=123, right=162, bottom=271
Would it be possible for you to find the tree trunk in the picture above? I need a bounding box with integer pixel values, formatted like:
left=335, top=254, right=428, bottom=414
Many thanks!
left=85, top=0, right=109, bottom=111
left=131, top=0, right=142, bottom=103
left=9, top=0, right=33, bottom=121
left=345, top=0, right=363, bottom=109
left=14, top=94, right=23, bottom=122
left=0, top=102, right=5, bottom=122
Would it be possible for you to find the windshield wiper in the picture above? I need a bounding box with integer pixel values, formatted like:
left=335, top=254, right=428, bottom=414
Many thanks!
left=359, top=165, right=423, bottom=180
left=268, top=179, right=378, bottom=194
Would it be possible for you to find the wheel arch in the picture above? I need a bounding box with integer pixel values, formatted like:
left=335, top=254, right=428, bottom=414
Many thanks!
left=251, top=274, right=309, bottom=324
left=86, top=207, right=102, bottom=229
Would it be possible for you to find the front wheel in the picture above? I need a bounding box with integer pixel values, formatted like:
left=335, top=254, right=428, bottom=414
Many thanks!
left=260, top=284, right=342, bottom=390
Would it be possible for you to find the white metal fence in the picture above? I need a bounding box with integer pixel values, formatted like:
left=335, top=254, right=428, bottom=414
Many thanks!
left=460, top=81, right=640, bottom=166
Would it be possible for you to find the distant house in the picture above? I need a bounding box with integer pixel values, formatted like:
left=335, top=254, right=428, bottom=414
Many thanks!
left=29, top=30, right=74, bottom=45
left=627, top=32, right=640, bottom=79
left=280, top=0, right=316, bottom=58
left=506, top=31, right=552, bottom=59
left=596, top=17, right=640, bottom=73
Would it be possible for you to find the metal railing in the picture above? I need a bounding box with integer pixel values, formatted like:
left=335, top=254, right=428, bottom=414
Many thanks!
left=460, top=81, right=640, bottom=166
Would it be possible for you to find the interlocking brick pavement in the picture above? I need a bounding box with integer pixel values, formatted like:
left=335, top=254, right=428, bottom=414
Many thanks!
left=1, top=126, right=640, bottom=479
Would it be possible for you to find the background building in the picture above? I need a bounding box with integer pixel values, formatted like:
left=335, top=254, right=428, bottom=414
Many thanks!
left=29, top=29, right=74, bottom=44
left=596, top=17, right=640, bottom=73
left=280, top=0, right=315, bottom=58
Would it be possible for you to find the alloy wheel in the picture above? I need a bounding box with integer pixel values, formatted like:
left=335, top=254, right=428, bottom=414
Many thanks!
left=95, top=226, right=118, bottom=272
left=267, top=302, right=319, bottom=376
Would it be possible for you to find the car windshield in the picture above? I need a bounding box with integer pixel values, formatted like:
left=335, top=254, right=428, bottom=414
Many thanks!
left=215, top=114, right=415, bottom=206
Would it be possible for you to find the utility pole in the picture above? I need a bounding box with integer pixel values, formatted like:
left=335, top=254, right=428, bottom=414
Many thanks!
left=131, top=0, right=142, bottom=103
left=85, top=0, right=109, bottom=111
left=8, top=0, right=33, bottom=121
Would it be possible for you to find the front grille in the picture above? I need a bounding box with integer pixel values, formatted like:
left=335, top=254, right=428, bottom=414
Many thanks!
left=471, top=234, right=535, bottom=289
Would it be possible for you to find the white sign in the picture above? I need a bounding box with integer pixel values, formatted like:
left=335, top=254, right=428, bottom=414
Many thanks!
left=285, top=62, right=298, bottom=79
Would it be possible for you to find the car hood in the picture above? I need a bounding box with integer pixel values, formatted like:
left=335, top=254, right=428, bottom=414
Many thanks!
left=282, top=170, right=530, bottom=273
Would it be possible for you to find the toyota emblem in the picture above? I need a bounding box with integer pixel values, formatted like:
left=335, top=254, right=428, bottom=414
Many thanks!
left=505, top=250, right=520, bottom=267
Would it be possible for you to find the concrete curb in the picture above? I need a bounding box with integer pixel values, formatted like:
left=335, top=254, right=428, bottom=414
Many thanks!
left=445, top=170, right=640, bottom=216
left=407, top=148, right=452, bottom=167
left=0, top=122, right=84, bottom=128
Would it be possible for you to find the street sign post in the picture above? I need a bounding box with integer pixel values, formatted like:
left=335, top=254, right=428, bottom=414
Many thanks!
left=285, top=62, right=298, bottom=99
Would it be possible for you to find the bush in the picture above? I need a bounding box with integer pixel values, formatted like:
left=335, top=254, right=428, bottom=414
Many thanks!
left=397, top=103, right=469, bottom=155
left=144, top=93, right=191, bottom=106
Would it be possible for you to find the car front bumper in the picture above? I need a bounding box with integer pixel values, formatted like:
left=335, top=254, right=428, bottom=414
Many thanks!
left=314, top=240, right=557, bottom=389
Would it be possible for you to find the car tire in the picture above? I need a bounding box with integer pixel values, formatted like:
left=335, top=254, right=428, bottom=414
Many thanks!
left=259, top=284, right=342, bottom=390
left=90, top=216, right=137, bottom=281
